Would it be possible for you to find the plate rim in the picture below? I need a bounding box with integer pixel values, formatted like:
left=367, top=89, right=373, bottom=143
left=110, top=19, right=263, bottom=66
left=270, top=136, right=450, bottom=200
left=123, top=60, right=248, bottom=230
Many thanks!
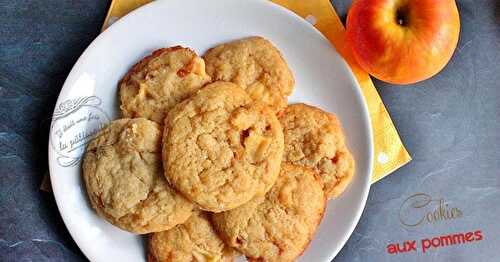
left=48, top=0, right=374, bottom=261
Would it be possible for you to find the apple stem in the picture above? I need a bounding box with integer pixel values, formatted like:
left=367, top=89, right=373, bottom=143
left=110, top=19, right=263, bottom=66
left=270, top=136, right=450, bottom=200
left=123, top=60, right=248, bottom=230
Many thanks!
left=396, top=6, right=408, bottom=26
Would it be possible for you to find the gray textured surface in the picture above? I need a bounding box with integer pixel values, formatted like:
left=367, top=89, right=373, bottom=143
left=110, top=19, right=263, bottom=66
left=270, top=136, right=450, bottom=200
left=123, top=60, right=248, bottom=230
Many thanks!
left=333, top=0, right=500, bottom=261
left=0, top=0, right=498, bottom=261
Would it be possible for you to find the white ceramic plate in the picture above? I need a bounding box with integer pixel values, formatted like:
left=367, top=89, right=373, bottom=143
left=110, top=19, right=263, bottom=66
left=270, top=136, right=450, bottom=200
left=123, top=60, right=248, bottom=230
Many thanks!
left=48, top=0, right=373, bottom=261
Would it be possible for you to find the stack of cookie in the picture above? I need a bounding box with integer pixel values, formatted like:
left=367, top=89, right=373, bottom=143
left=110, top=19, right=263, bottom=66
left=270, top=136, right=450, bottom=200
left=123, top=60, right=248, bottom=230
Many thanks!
left=82, top=37, right=355, bottom=262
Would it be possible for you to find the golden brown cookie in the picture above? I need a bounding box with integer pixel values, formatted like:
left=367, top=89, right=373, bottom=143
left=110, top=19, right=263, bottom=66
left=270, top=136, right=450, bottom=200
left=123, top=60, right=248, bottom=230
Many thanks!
left=163, top=81, right=284, bottom=212
left=212, top=164, right=326, bottom=262
left=119, top=46, right=211, bottom=123
left=148, top=211, right=238, bottom=262
left=279, top=103, right=355, bottom=198
left=203, top=37, right=294, bottom=113
left=82, top=118, right=193, bottom=234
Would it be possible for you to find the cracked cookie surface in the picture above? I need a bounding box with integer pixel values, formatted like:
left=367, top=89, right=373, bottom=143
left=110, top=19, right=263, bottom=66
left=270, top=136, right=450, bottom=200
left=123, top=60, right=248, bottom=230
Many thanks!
left=211, top=164, right=326, bottom=262
left=148, top=210, right=238, bottom=262
left=163, top=81, right=284, bottom=212
left=203, top=37, right=294, bottom=113
left=120, top=46, right=211, bottom=123
left=82, top=118, right=193, bottom=234
left=279, top=103, right=355, bottom=198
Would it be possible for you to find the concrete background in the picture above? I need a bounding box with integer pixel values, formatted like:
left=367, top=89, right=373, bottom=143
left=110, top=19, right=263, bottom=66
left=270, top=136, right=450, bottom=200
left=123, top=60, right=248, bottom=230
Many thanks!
left=0, top=0, right=498, bottom=261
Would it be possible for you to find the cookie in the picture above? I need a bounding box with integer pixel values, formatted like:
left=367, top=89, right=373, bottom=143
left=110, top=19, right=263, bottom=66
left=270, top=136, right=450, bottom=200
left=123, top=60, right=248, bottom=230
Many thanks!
left=148, top=211, right=238, bottom=262
left=119, top=46, right=211, bottom=123
left=279, top=103, right=355, bottom=198
left=204, top=37, right=294, bottom=113
left=163, top=81, right=284, bottom=212
left=212, top=164, right=326, bottom=262
left=82, top=118, right=193, bottom=234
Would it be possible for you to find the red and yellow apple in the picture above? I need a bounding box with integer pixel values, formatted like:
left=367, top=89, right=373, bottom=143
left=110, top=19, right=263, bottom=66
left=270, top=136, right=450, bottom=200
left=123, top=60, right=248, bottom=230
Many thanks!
left=346, top=0, right=460, bottom=84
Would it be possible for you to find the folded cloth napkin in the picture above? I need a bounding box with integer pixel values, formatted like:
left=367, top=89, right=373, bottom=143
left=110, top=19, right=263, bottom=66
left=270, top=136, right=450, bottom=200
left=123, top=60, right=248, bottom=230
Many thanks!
left=102, top=0, right=411, bottom=183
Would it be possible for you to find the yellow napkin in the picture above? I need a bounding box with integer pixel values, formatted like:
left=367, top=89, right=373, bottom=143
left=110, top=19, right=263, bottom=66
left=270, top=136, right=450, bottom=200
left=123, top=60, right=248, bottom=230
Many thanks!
left=102, top=0, right=411, bottom=183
